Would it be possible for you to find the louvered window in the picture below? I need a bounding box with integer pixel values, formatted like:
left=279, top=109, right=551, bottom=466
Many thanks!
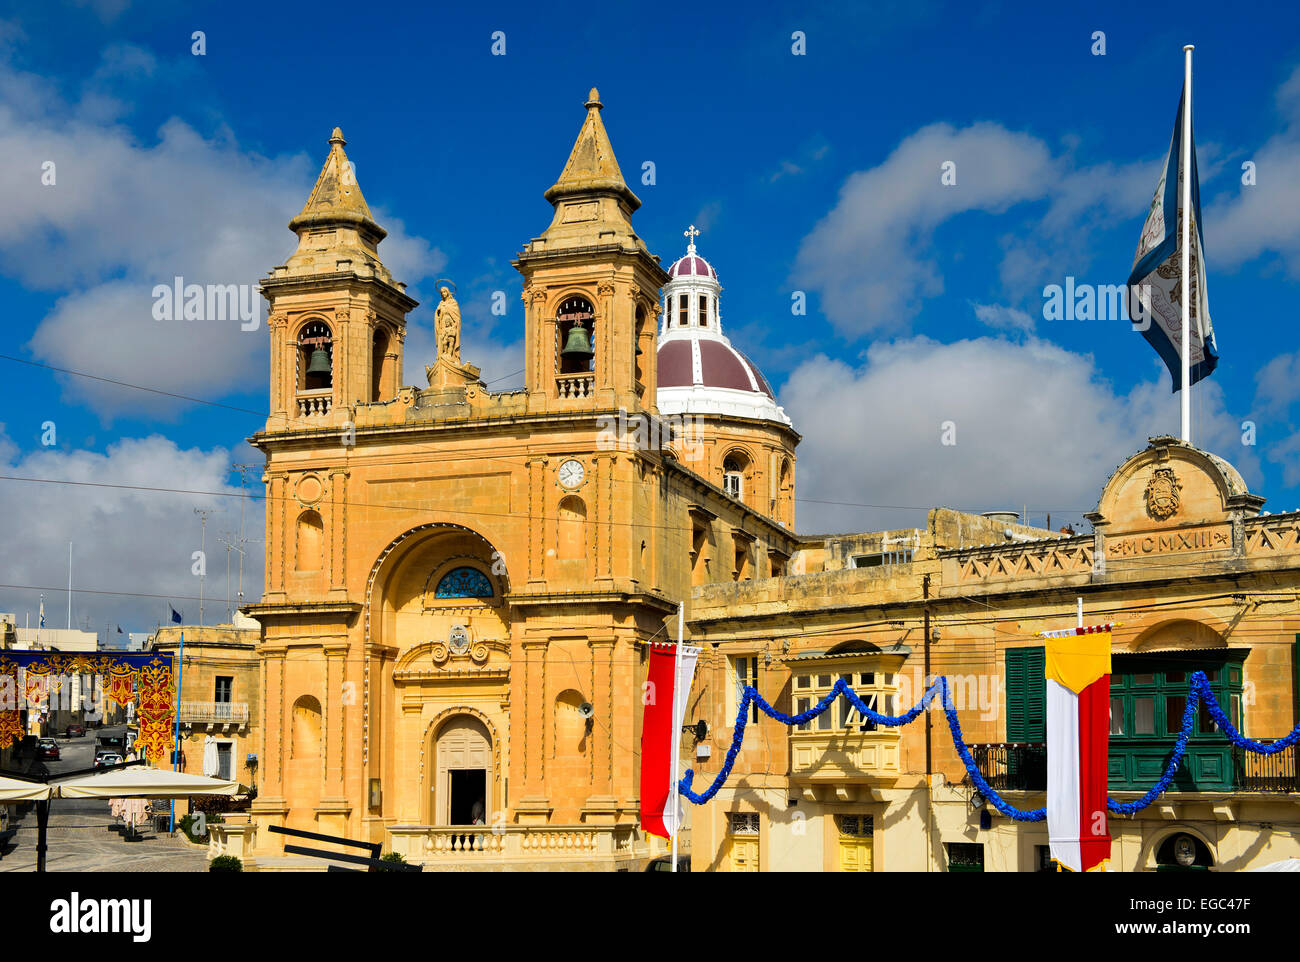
left=1005, top=646, right=1046, bottom=742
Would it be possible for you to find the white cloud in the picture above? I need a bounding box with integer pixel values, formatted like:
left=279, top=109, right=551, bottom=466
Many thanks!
left=0, top=48, right=444, bottom=420
left=1209, top=65, right=1300, bottom=276
left=792, top=122, right=1054, bottom=334
left=996, top=155, right=1156, bottom=300
left=1264, top=431, right=1300, bottom=488
left=0, top=428, right=261, bottom=634
left=790, top=118, right=1181, bottom=336
left=782, top=336, right=1259, bottom=533
left=1254, top=349, right=1300, bottom=414
left=970, top=301, right=1035, bottom=334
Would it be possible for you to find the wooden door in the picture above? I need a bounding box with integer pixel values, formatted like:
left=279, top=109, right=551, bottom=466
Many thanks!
left=435, top=716, right=491, bottom=825
left=835, top=814, right=873, bottom=872
left=724, top=812, right=760, bottom=872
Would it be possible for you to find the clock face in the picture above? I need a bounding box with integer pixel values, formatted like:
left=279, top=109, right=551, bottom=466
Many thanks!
left=558, top=459, right=585, bottom=489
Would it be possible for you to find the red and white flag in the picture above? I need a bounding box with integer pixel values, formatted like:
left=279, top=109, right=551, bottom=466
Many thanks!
left=1043, top=624, right=1113, bottom=872
left=640, top=641, right=700, bottom=840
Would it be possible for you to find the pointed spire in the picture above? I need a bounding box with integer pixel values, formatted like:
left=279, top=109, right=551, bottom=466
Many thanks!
left=544, top=87, right=641, bottom=212
left=289, top=127, right=386, bottom=240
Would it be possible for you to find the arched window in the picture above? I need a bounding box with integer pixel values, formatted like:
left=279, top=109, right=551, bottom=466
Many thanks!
left=723, top=455, right=746, bottom=503
left=558, top=496, right=586, bottom=559
left=291, top=696, right=322, bottom=759
left=434, top=566, right=494, bottom=599
left=634, top=305, right=647, bottom=383
left=298, top=320, right=333, bottom=391
left=371, top=327, right=390, bottom=402
left=557, top=295, right=595, bottom=374
left=295, top=510, right=323, bottom=572
left=777, top=457, right=793, bottom=520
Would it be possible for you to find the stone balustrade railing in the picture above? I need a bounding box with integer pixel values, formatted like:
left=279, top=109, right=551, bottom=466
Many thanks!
left=555, top=373, right=595, bottom=399
left=296, top=388, right=333, bottom=417
left=387, top=823, right=645, bottom=867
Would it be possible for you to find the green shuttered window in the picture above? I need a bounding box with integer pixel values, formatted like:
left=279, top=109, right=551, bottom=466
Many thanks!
left=1005, top=646, right=1046, bottom=742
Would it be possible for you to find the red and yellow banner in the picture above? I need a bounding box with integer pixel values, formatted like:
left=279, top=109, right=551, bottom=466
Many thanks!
left=1044, top=624, right=1113, bottom=872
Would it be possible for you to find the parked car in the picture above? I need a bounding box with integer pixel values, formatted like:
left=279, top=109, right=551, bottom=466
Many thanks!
left=93, top=752, right=123, bottom=770
left=36, top=739, right=60, bottom=761
left=644, top=855, right=691, bottom=872
left=65, top=724, right=86, bottom=739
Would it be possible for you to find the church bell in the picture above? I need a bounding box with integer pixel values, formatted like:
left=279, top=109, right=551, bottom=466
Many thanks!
left=305, top=345, right=332, bottom=378
left=561, top=323, right=594, bottom=361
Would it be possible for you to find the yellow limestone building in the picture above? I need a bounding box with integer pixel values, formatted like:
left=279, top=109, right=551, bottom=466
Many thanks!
left=686, top=438, right=1300, bottom=872
left=245, top=90, right=798, bottom=868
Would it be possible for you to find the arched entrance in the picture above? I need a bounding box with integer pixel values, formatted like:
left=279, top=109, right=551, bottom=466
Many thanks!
left=363, top=522, right=511, bottom=825
left=433, top=715, right=492, bottom=826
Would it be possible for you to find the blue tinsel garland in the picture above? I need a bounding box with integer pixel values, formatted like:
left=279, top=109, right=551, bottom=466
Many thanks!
left=676, top=668, right=1300, bottom=818
left=677, top=676, right=945, bottom=804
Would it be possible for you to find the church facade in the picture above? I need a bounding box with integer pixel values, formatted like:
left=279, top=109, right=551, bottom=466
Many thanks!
left=244, top=90, right=1300, bottom=872
left=244, top=90, right=797, bottom=868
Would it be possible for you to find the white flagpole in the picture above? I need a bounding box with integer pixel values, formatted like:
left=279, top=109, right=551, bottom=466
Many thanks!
left=1180, top=44, right=1194, bottom=444
left=67, top=541, right=73, bottom=630
left=670, top=603, right=684, bottom=873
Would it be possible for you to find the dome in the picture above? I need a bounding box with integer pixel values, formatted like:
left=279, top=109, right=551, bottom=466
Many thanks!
left=658, top=338, right=774, bottom=398
left=655, top=226, right=790, bottom=427
left=668, top=253, right=717, bottom=279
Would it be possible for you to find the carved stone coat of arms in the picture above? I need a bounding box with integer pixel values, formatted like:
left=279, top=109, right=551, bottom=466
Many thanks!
left=1145, top=467, right=1182, bottom=520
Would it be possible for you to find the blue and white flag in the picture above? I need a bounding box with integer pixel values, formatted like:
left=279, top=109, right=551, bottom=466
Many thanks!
left=1125, top=86, right=1218, bottom=391
left=38, top=596, right=45, bottom=629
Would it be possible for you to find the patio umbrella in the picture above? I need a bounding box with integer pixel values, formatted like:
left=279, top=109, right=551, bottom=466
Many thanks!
left=0, top=775, right=50, bottom=803
left=202, top=735, right=218, bottom=777
left=1246, top=859, right=1300, bottom=872
left=53, top=765, right=239, bottom=799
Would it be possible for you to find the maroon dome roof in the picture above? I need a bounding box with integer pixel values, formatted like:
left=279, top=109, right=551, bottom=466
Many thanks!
left=668, top=254, right=716, bottom=279
left=657, top=336, right=775, bottom=399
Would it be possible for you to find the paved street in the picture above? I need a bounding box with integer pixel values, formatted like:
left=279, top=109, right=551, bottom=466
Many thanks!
left=0, top=726, right=209, bottom=872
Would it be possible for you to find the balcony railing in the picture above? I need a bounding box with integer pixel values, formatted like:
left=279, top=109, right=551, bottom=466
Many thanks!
left=555, top=373, right=595, bottom=399
left=1234, top=744, right=1300, bottom=792
left=179, top=701, right=250, bottom=725
left=386, top=824, right=644, bottom=866
left=968, top=742, right=1300, bottom=794
left=967, top=742, right=1047, bottom=791
left=296, top=388, right=333, bottom=417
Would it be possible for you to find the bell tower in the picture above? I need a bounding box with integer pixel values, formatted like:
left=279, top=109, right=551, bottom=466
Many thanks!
left=514, top=89, right=667, bottom=415
left=261, top=128, right=417, bottom=431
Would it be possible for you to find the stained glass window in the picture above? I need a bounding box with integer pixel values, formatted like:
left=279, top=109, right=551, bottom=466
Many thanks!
left=434, top=566, right=493, bottom=599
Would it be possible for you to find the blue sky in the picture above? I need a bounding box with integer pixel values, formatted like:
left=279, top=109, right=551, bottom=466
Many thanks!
left=1, top=0, right=1299, bottom=634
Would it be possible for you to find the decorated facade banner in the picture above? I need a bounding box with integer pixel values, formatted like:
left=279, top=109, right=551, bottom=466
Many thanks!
left=0, top=651, right=175, bottom=764
left=640, top=641, right=700, bottom=841
left=105, top=661, right=137, bottom=710
left=133, top=658, right=176, bottom=765
left=1042, top=624, right=1114, bottom=872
